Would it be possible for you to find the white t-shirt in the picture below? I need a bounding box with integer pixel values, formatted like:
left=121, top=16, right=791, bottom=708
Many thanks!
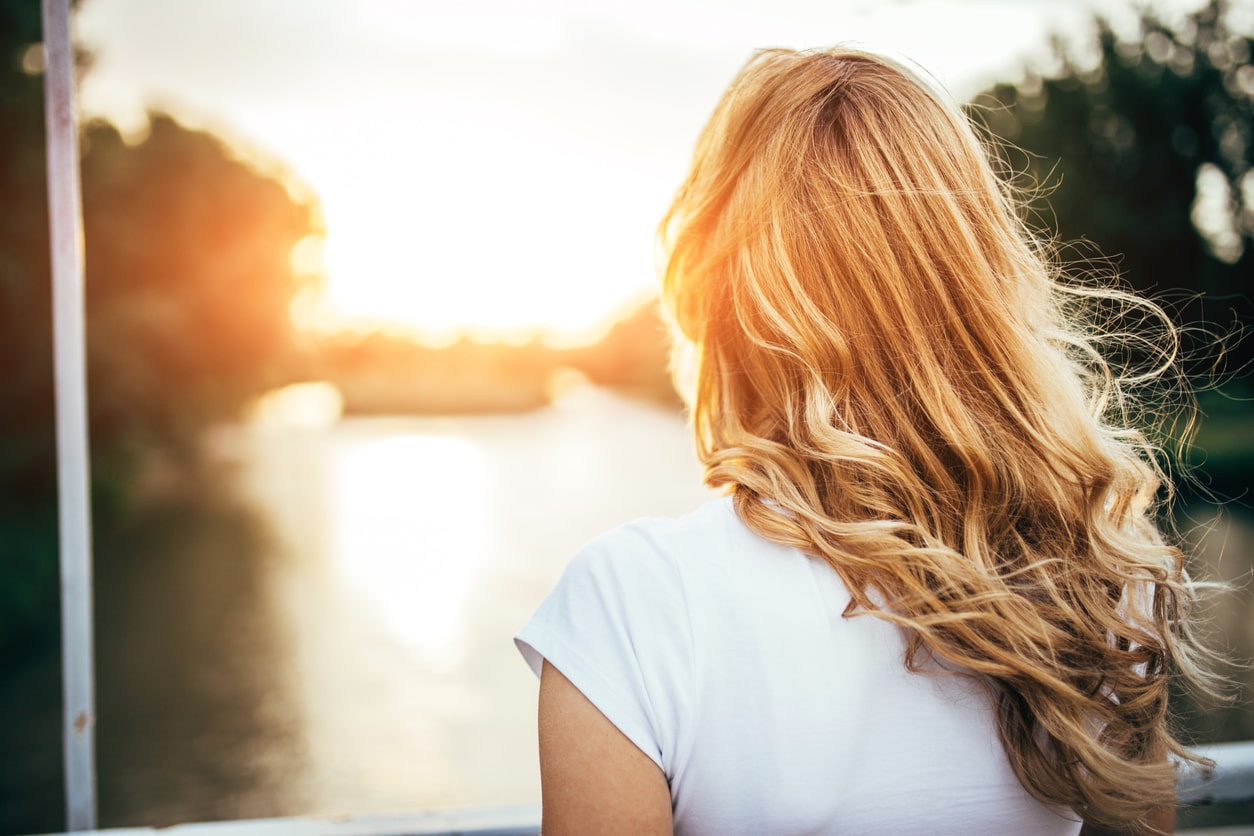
left=516, top=496, right=1082, bottom=835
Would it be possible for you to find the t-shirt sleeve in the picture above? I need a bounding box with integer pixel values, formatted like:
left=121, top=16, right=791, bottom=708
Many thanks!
left=515, top=522, right=692, bottom=776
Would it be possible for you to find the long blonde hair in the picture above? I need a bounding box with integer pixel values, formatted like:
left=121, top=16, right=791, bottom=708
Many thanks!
left=661, top=46, right=1214, bottom=828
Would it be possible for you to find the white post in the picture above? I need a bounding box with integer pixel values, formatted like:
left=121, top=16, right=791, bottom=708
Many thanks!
left=40, top=0, right=98, bottom=830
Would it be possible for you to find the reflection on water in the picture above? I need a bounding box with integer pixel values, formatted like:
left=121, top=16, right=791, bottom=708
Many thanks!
left=333, top=434, right=490, bottom=666
left=0, top=384, right=1250, bottom=833
left=0, top=385, right=717, bottom=832
left=0, top=481, right=312, bottom=834
left=108, top=385, right=713, bottom=828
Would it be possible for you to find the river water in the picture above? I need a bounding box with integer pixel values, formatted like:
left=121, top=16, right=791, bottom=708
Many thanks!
left=0, top=385, right=1249, bottom=833
left=1, top=385, right=717, bottom=832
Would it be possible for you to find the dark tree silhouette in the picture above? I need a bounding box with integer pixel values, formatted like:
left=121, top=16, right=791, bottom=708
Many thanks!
left=969, top=0, right=1253, bottom=381
left=0, top=0, right=320, bottom=661
left=81, top=115, right=316, bottom=450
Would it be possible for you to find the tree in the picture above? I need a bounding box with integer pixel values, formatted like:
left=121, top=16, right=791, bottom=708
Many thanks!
left=0, top=0, right=320, bottom=661
left=81, top=115, right=317, bottom=450
left=969, top=0, right=1253, bottom=383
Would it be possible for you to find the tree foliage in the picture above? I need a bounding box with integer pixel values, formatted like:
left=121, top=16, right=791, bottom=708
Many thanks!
left=969, top=0, right=1253, bottom=380
left=0, top=0, right=319, bottom=661
left=81, top=116, right=316, bottom=451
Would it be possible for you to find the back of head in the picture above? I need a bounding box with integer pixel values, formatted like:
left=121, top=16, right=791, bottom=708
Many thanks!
left=661, top=47, right=1213, bottom=828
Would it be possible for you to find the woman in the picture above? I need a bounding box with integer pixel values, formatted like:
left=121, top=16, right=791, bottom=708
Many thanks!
left=516, top=46, right=1213, bottom=835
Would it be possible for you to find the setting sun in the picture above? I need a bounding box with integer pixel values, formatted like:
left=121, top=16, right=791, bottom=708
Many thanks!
left=298, top=93, right=673, bottom=339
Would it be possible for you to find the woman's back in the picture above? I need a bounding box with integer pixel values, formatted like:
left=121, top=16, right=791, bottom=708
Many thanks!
left=519, top=497, right=1082, bottom=835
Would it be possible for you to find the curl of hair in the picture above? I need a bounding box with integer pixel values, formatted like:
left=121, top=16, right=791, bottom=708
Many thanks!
left=660, top=46, right=1219, bottom=828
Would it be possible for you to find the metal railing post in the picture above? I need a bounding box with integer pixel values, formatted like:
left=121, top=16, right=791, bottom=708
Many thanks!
left=41, top=0, right=98, bottom=829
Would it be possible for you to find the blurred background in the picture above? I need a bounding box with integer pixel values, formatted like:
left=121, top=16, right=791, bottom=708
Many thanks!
left=1, top=0, right=1251, bottom=832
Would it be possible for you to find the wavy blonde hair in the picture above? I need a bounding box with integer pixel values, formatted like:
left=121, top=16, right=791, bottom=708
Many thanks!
left=660, top=46, right=1216, bottom=828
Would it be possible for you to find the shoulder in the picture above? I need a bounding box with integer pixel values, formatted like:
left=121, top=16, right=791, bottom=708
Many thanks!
left=561, top=495, right=797, bottom=611
left=516, top=501, right=742, bottom=773
left=517, top=500, right=737, bottom=670
left=572, top=495, right=741, bottom=581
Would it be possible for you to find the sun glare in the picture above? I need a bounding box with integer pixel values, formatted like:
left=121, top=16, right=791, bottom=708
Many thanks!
left=304, top=98, right=669, bottom=340
left=332, top=432, right=491, bottom=669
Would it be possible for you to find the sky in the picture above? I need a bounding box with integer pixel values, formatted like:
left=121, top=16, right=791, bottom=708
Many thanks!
left=72, top=0, right=1211, bottom=342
